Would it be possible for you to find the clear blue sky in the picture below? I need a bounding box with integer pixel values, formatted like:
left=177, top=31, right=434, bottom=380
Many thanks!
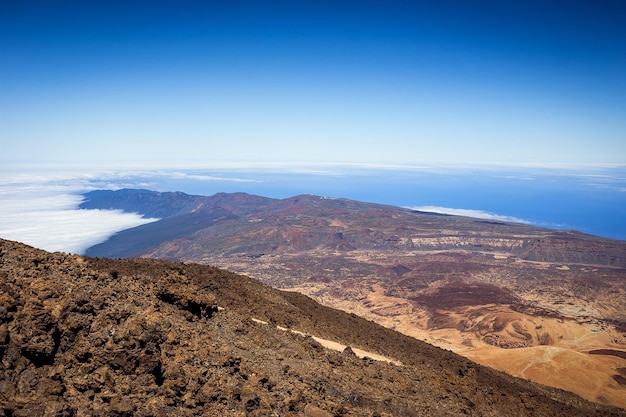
left=2, top=1, right=625, bottom=167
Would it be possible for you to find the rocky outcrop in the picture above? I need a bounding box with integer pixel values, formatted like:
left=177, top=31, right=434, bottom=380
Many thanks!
left=517, top=233, right=626, bottom=266
left=1, top=239, right=624, bottom=416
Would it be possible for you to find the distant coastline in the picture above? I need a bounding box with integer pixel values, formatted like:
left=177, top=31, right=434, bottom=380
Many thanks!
left=0, top=166, right=624, bottom=255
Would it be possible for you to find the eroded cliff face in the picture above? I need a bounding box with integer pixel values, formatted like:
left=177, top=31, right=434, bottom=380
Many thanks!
left=1, top=239, right=624, bottom=417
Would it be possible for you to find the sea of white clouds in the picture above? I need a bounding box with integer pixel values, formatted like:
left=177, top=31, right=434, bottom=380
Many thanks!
left=0, top=177, right=158, bottom=254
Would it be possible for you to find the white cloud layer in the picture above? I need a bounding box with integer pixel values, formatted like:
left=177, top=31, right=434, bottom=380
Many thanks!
left=409, top=206, right=531, bottom=225
left=0, top=179, right=158, bottom=254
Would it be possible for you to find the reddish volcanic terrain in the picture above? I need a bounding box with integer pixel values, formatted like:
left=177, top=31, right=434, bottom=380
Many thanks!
left=83, top=190, right=626, bottom=409
left=6, top=239, right=626, bottom=416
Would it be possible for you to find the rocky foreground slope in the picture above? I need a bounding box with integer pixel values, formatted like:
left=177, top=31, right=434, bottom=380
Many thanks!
left=1, top=239, right=625, bottom=416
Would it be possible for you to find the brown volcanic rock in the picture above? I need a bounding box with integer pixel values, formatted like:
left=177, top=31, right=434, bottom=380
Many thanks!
left=517, top=232, right=626, bottom=265
left=2, top=239, right=625, bottom=416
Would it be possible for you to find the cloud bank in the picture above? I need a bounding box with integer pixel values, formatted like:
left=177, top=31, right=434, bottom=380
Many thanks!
left=409, top=206, right=531, bottom=225
left=0, top=190, right=158, bottom=254
left=0, top=172, right=162, bottom=254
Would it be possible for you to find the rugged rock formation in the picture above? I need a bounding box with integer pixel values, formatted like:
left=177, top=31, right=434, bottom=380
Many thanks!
left=2, top=239, right=625, bottom=416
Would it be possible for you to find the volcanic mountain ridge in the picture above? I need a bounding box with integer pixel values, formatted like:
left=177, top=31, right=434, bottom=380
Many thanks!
left=81, top=189, right=626, bottom=409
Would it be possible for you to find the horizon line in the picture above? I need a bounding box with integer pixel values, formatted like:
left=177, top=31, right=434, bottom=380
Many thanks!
left=2, top=160, right=625, bottom=173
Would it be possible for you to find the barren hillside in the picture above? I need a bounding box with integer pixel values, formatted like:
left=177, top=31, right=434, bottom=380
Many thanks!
left=2, top=239, right=625, bottom=416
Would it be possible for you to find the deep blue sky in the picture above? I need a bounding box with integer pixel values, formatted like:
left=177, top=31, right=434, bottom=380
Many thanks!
left=1, top=1, right=625, bottom=166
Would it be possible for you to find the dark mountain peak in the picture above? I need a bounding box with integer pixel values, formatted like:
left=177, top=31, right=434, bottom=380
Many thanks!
left=211, top=191, right=256, bottom=198
left=81, top=189, right=283, bottom=220
left=283, top=193, right=325, bottom=202
left=81, top=188, right=204, bottom=218
left=277, top=194, right=395, bottom=216
left=203, top=192, right=279, bottom=213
